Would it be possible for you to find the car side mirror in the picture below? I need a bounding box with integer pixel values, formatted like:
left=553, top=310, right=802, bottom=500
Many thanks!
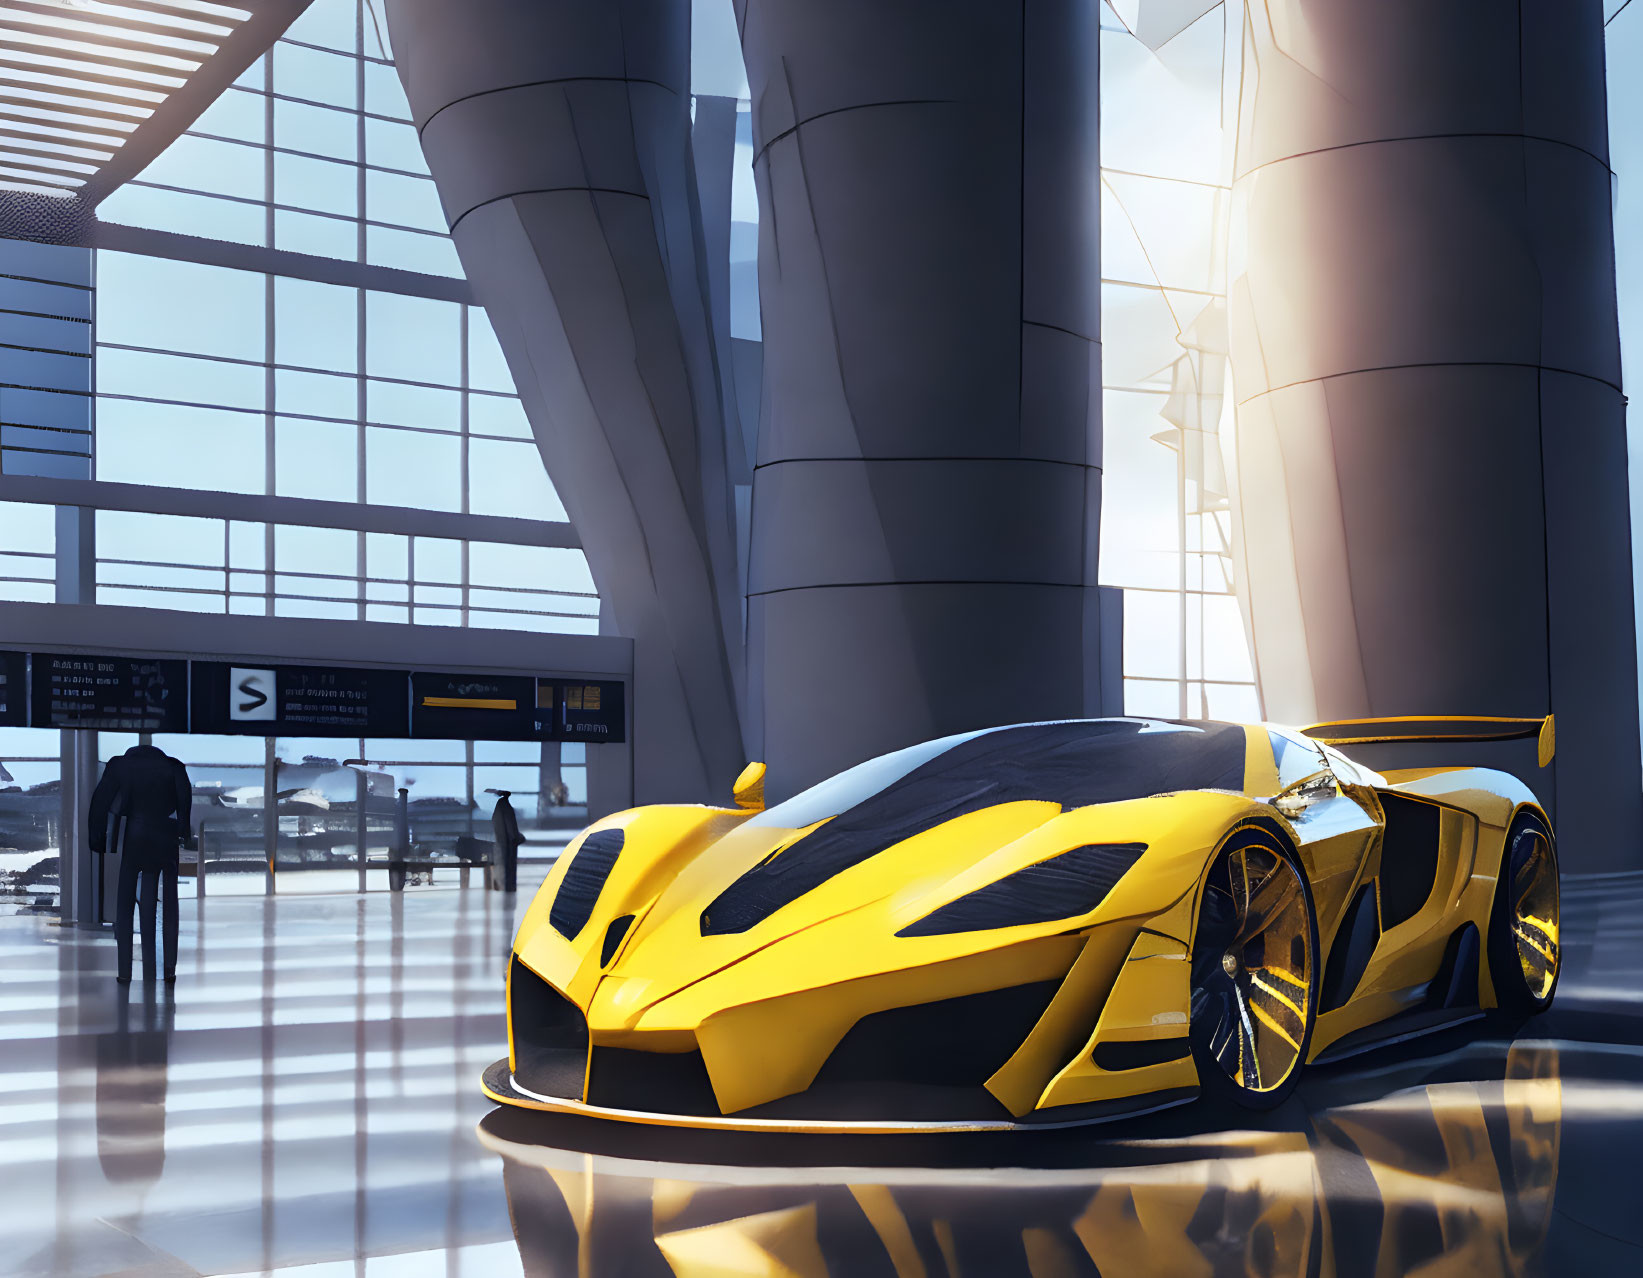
left=1273, top=770, right=1337, bottom=819
left=733, top=761, right=766, bottom=812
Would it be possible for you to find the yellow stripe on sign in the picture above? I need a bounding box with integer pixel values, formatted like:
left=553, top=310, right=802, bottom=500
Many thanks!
left=421, top=697, right=517, bottom=710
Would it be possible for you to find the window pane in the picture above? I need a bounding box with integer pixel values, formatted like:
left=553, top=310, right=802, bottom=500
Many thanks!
left=96, top=510, right=222, bottom=566
left=275, top=417, right=358, bottom=501
left=275, top=97, right=358, bottom=162
left=229, top=521, right=265, bottom=569
left=99, top=185, right=267, bottom=246
left=276, top=367, right=356, bottom=419
left=0, top=501, right=54, bottom=554
left=284, top=0, right=359, bottom=54
left=101, top=561, right=225, bottom=592
left=413, top=536, right=461, bottom=582
left=1122, top=589, right=1182, bottom=680
left=100, top=585, right=224, bottom=614
left=366, top=531, right=407, bottom=579
left=468, top=437, right=565, bottom=520
left=99, top=347, right=265, bottom=411
left=363, top=61, right=408, bottom=119
left=470, top=542, right=594, bottom=593
left=97, top=400, right=265, bottom=494
left=274, top=208, right=357, bottom=260
left=97, top=254, right=265, bottom=361
left=365, top=168, right=444, bottom=232
left=365, top=117, right=424, bottom=172
left=468, top=393, right=531, bottom=440
left=365, top=292, right=459, bottom=384
left=365, top=426, right=460, bottom=509
left=275, top=523, right=355, bottom=577
left=135, top=134, right=265, bottom=201
left=275, top=150, right=358, bottom=217
left=274, top=42, right=358, bottom=109
left=366, top=379, right=458, bottom=429
left=467, top=309, right=512, bottom=392
left=275, top=276, right=357, bottom=373
left=277, top=597, right=355, bottom=619
left=470, top=611, right=598, bottom=635
left=364, top=225, right=462, bottom=277
left=191, top=86, right=265, bottom=144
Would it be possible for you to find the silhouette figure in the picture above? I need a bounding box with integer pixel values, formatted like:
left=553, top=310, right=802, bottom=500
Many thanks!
left=90, top=744, right=192, bottom=984
left=491, top=790, right=525, bottom=893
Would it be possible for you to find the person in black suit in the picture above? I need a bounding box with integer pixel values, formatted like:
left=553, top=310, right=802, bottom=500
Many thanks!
left=90, top=744, right=193, bottom=985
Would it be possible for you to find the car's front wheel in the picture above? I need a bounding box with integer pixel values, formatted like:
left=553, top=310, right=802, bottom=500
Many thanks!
left=1189, top=822, right=1319, bottom=1110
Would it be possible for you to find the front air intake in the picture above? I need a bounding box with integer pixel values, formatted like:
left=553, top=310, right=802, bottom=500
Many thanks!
left=508, top=957, right=586, bottom=1100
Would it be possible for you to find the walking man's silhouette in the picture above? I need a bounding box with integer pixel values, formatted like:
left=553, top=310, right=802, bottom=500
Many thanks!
left=90, top=744, right=193, bottom=984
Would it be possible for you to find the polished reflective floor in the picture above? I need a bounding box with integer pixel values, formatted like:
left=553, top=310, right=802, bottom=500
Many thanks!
left=2, top=871, right=1641, bottom=1276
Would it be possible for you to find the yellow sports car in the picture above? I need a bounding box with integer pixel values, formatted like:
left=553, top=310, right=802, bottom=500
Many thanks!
left=483, top=716, right=1560, bottom=1132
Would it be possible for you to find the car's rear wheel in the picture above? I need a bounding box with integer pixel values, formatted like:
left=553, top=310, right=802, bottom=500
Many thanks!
left=1189, top=823, right=1319, bottom=1110
left=1488, top=811, right=1560, bottom=1018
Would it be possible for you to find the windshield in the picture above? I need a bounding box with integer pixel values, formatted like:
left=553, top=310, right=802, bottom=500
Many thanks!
left=705, top=719, right=1247, bottom=935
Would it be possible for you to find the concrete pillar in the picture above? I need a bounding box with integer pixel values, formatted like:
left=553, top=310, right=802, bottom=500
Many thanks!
left=736, top=1, right=1106, bottom=799
left=385, top=0, right=745, bottom=804
left=1226, top=0, right=1641, bottom=869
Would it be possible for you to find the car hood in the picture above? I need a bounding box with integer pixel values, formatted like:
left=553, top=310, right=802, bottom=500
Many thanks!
left=516, top=789, right=1256, bottom=1032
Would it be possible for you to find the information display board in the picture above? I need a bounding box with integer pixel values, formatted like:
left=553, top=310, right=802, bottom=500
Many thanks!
left=31, top=652, right=189, bottom=732
left=540, top=679, right=627, bottom=743
left=410, top=672, right=537, bottom=741
left=0, top=650, right=24, bottom=726
left=191, top=662, right=410, bottom=738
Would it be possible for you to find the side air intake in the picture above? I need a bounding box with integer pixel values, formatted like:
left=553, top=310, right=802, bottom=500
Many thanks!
left=896, top=843, right=1147, bottom=937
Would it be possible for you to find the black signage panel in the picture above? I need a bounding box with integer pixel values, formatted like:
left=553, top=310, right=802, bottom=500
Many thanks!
left=191, top=662, right=410, bottom=738
left=31, top=652, right=188, bottom=731
left=411, top=671, right=536, bottom=740
left=0, top=650, right=25, bottom=726
left=541, top=679, right=627, bottom=743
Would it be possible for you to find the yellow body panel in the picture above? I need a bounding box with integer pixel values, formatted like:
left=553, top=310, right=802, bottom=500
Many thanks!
left=496, top=718, right=1555, bottom=1129
left=1036, top=928, right=1197, bottom=1109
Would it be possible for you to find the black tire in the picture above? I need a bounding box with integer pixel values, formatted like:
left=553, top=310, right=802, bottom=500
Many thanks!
left=1189, top=822, right=1320, bottom=1111
left=1487, top=811, right=1560, bottom=1019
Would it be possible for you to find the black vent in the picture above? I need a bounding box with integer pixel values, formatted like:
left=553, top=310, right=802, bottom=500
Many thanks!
left=1378, top=794, right=1442, bottom=929
left=600, top=914, right=635, bottom=966
left=586, top=1046, right=721, bottom=1116
left=742, top=981, right=1062, bottom=1122
left=1093, top=1036, right=1189, bottom=1071
left=701, top=720, right=1243, bottom=936
left=550, top=828, right=624, bottom=940
left=508, top=957, right=587, bottom=1100
left=897, top=843, right=1147, bottom=937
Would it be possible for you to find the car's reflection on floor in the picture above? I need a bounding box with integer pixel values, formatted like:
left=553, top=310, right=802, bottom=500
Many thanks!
left=479, top=1038, right=1596, bottom=1277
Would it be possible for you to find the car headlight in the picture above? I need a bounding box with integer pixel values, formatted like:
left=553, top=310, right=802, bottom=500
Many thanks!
left=896, top=842, right=1146, bottom=937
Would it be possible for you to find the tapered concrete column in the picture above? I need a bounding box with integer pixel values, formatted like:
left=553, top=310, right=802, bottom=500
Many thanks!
left=386, top=0, right=744, bottom=804
left=1227, top=0, right=1641, bottom=869
left=737, top=1, right=1105, bottom=799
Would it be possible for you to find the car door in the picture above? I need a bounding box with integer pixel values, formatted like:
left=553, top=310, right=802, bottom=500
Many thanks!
left=1264, top=731, right=1381, bottom=961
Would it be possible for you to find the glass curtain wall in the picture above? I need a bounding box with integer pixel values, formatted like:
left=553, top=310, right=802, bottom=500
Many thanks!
left=1607, top=0, right=1643, bottom=758
left=92, top=732, right=585, bottom=898
left=1097, top=1, right=1260, bottom=721
left=0, top=727, right=62, bottom=914
left=0, top=0, right=609, bottom=903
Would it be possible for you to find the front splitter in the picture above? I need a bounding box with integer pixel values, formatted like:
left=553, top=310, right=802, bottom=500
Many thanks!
left=482, top=1058, right=1196, bottom=1134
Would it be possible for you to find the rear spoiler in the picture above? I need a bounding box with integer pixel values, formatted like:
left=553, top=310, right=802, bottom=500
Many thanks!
left=1300, top=714, right=1555, bottom=768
